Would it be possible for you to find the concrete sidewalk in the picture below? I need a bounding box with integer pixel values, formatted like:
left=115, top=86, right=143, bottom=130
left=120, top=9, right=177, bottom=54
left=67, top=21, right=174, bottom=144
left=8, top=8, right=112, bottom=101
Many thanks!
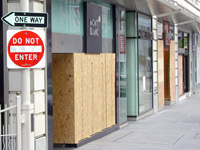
left=55, top=94, right=200, bottom=150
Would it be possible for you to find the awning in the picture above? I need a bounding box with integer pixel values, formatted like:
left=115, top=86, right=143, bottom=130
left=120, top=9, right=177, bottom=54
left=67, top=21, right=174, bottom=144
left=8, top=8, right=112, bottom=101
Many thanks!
left=113, top=0, right=200, bottom=33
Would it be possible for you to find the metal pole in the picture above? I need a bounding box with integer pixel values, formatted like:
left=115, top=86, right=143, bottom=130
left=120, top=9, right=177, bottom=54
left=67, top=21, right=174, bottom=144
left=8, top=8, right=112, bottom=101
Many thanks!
left=16, top=93, right=21, bottom=150
left=20, top=0, right=34, bottom=150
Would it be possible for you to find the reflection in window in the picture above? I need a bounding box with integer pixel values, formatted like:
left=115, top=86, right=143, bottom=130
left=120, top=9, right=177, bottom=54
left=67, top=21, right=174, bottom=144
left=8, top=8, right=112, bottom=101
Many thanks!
left=138, top=14, right=151, bottom=32
left=52, top=0, right=113, bottom=39
left=157, top=21, right=163, bottom=40
left=138, top=40, right=152, bottom=114
left=170, top=25, right=174, bottom=40
left=178, top=32, right=183, bottom=48
left=184, top=33, right=188, bottom=50
left=52, top=0, right=83, bottom=35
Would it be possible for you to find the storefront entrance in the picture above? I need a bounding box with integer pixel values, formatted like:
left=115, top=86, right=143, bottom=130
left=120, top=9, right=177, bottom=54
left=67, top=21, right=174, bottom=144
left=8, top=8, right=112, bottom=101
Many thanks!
left=126, top=12, right=153, bottom=117
left=178, top=31, right=190, bottom=96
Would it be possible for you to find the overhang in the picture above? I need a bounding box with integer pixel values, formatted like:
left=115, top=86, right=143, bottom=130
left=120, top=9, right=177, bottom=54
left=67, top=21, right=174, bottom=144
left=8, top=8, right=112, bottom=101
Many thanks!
left=112, top=0, right=200, bottom=33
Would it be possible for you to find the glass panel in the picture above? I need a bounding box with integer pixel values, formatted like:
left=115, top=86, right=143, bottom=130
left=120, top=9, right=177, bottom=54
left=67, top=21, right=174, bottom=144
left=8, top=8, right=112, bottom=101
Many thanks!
left=101, top=3, right=113, bottom=39
left=170, top=25, right=174, bottom=40
left=138, top=13, right=151, bottom=33
left=52, top=0, right=83, bottom=35
left=126, top=12, right=137, bottom=37
left=127, top=39, right=138, bottom=116
left=178, top=31, right=183, bottom=48
left=118, top=10, right=127, bottom=124
left=138, top=39, right=153, bottom=114
left=157, top=21, right=163, bottom=40
left=184, top=33, right=188, bottom=50
left=52, top=0, right=113, bottom=38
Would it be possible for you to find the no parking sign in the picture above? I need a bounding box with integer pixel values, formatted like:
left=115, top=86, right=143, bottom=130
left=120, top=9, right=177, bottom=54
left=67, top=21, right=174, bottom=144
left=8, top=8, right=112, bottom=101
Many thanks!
left=7, top=30, right=45, bottom=68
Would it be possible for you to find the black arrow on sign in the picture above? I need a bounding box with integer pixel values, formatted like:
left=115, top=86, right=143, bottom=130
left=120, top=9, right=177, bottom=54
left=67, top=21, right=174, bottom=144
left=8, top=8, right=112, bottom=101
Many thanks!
left=1, top=12, right=48, bottom=28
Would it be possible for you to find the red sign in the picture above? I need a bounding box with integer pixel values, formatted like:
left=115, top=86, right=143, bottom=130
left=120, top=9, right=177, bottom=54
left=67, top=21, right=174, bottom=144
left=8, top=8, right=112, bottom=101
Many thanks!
left=119, top=35, right=126, bottom=54
left=7, top=30, right=45, bottom=68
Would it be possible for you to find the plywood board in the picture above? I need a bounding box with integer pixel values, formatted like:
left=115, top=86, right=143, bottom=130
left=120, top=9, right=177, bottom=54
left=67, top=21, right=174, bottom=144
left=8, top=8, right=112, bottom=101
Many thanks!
left=52, top=54, right=75, bottom=144
left=53, top=53, right=116, bottom=144
left=91, top=54, right=102, bottom=134
left=157, top=40, right=164, bottom=108
left=179, top=55, right=184, bottom=96
left=74, top=53, right=83, bottom=143
left=111, top=54, right=116, bottom=126
left=169, top=41, right=175, bottom=101
left=106, top=54, right=116, bottom=128
left=100, top=54, right=106, bottom=130
left=82, top=54, right=93, bottom=139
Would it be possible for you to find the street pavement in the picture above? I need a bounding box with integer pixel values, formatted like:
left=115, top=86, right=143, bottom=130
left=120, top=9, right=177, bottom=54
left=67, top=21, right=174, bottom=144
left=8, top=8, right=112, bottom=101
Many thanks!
left=54, top=93, right=200, bottom=150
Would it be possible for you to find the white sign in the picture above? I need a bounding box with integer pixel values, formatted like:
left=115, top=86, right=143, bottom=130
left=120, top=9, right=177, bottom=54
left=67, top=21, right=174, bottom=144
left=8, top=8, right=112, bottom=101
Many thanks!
left=2, top=12, right=48, bottom=28
left=7, top=30, right=45, bottom=69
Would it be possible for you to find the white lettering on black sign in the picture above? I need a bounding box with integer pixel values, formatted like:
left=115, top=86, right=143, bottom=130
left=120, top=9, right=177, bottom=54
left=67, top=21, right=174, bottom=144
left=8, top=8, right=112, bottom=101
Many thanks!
left=89, top=15, right=101, bottom=36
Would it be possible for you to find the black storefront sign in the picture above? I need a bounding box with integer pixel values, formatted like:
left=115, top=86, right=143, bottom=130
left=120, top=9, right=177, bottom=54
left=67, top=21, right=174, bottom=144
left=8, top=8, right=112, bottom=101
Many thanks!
left=84, top=2, right=102, bottom=53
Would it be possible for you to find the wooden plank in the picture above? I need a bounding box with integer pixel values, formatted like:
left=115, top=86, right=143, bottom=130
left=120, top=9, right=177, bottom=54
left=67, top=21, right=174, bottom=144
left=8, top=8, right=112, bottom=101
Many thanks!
left=169, top=41, right=176, bottom=101
left=52, top=54, right=75, bottom=144
left=74, top=53, right=83, bottom=143
left=111, top=54, right=116, bottom=126
left=179, top=55, right=184, bottom=96
left=91, top=54, right=102, bottom=134
left=82, top=54, right=93, bottom=139
left=105, top=54, right=116, bottom=128
left=157, top=40, right=164, bottom=108
left=100, top=54, right=106, bottom=130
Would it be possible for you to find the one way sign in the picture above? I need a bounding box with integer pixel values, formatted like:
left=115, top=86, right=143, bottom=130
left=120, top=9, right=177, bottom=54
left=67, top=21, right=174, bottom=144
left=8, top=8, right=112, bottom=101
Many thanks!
left=1, top=12, right=48, bottom=28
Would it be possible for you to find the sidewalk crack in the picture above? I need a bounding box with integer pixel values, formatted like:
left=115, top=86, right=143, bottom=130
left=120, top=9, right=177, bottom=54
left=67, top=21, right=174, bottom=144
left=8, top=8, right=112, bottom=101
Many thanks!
left=173, top=134, right=185, bottom=145
left=113, top=131, right=135, bottom=142
left=193, top=133, right=199, bottom=139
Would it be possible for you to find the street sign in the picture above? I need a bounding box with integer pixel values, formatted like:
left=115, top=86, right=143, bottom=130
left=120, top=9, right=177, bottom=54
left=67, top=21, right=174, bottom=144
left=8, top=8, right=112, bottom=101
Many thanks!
left=7, top=30, right=45, bottom=68
left=1, top=12, right=48, bottom=28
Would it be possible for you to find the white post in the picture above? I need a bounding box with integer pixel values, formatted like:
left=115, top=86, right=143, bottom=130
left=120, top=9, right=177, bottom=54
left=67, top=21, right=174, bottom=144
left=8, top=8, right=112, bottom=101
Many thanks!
left=20, top=0, right=35, bottom=150
left=16, top=93, right=21, bottom=150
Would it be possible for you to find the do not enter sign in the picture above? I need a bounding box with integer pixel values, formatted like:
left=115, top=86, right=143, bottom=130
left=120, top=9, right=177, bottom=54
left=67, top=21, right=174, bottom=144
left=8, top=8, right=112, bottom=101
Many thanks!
left=7, top=30, right=45, bottom=68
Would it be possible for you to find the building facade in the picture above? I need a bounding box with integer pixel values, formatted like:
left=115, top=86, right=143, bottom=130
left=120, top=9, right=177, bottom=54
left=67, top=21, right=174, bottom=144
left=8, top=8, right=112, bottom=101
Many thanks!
left=1, top=0, right=200, bottom=149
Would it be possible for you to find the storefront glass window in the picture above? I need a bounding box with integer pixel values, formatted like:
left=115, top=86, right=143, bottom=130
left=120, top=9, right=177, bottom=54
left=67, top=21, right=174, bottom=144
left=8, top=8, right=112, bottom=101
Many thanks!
left=126, top=12, right=138, bottom=116
left=157, top=21, right=163, bottom=40
left=118, top=10, right=127, bottom=125
left=138, top=40, right=152, bottom=114
left=127, top=38, right=138, bottom=116
left=126, top=13, right=137, bottom=37
left=184, top=33, right=188, bottom=50
left=52, top=0, right=83, bottom=35
left=52, top=0, right=113, bottom=39
left=178, top=31, right=183, bottom=48
left=170, top=25, right=174, bottom=40
left=138, top=14, right=151, bottom=32
left=138, top=13, right=153, bottom=114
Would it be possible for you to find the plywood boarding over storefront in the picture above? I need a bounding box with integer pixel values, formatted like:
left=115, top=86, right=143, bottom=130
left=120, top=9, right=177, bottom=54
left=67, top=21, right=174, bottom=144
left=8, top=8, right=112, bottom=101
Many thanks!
left=179, top=55, right=184, bottom=96
left=53, top=53, right=116, bottom=144
left=158, top=40, right=164, bottom=108
left=169, top=41, right=176, bottom=101
left=52, top=54, right=75, bottom=143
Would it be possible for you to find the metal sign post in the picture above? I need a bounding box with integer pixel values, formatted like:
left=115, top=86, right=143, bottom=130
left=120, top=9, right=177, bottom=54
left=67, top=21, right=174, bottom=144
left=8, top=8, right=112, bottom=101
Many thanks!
left=20, top=0, right=34, bottom=150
